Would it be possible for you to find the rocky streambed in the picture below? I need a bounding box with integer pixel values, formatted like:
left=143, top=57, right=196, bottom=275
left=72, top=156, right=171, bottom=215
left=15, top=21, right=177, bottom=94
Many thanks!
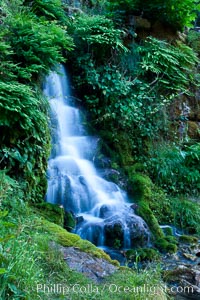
left=161, top=241, right=200, bottom=299
left=59, top=239, right=200, bottom=299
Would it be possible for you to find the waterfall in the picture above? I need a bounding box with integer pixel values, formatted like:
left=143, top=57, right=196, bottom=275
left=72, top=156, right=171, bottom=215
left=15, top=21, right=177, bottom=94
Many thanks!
left=44, top=65, right=150, bottom=249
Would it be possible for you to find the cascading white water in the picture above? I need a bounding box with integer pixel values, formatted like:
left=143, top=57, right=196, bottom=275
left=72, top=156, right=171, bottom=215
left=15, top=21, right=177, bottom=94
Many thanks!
left=44, top=65, right=150, bottom=249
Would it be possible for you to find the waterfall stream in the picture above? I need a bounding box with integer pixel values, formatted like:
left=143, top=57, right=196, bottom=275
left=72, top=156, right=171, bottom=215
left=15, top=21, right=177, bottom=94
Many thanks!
left=44, top=65, right=150, bottom=249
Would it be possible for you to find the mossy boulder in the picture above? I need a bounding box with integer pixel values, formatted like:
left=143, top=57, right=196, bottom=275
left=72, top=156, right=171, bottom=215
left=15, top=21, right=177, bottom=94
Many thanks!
left=165, top=235, right=177, bottom=244
left=37, top=218, right=119, bottom=266
left=127, top=173, right=164, bottom=240
left=161, top=226, right=173, bottom=236
left=104, top=221, right=124, bottom=249
left=126, top=174, right=180, bottom=253
left=99, top=130, right=134, bottom=167
left=178, top=235, right=198, bottom=244
left=128, top=173, right=152, bottom=201
left=137, top=201, right=164, bottom=239
left=155, top=238, right=177, bottom=253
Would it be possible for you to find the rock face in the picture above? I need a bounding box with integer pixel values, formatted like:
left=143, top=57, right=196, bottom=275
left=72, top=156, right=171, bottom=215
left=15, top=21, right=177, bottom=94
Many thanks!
left=60, top=246, right=118, bottom=282
left=169, top=93, right=200, bottom=141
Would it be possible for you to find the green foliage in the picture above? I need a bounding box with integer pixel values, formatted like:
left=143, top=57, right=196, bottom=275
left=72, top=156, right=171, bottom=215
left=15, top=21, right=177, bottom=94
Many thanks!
left=106, top=0, right=137, bottom=12
left=171, top=197, right=200, bottom=234
left=187, top=30, right=200, bottom=55
left=179, top=235, right=198, bottom=243
left=71, top=32, right=198, bottom=156
left=23, top=0, right=67, bottom=22
left=126, top=248, right=161, bottom=262
left=138, top=37, right=198, bottom=95
left=69, top=13, right=128, bottom=62
left=146, top=142, right=200, bottom=196
left=5, top=12, right=72, bottom=79
left=142, top=0, right=200, bottom=30
left=106, top=0, right=200, bottom=30
left=154, top=238, right=178, bottom=254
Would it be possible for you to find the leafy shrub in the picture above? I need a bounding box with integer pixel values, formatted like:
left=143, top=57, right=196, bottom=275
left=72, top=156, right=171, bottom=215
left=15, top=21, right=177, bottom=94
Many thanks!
left=5, top=13, right=72, bottom=80
left=71, top=34, right=198, bottom=157
left=171, top=197, right=200, bottom=234
left=138, top=37, right=198, bottom=95
left=23, top=0, right=66, bottom=22
left=68, top=13, right=127, bottom=63
left=147, top=142, right=200, bottom=196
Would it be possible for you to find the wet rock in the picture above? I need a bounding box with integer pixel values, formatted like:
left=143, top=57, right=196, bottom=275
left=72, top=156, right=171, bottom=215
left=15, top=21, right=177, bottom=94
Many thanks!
left=104, top=213, right=150, bottom=249
left=76, top=215, right=84, bottom=224
left=105, top=249, right=127, bottom=266
left=162, top=241, right=200, bottom=299
left=100, top=168, right=120, bottom=184
left=182, top=253, right=197, bottom=261
left=104, top=221, right=124, bottom=248
left=60, top=246, right=117, bottom=282
left=130, top=203, right=139, bottom=211
left=127, top=216, right=150, bottom=247
left=165, top=265, right=200, bottom=299
left=196, top=252, right=200, bottom=257
left=133, top=16, right=151, bottom=29
left=79, top=175, right=87, bottom=185
left=94, top=156, right=111, bottom=169
left=98, top=168, right=128, bottom=189
left=99, top=205, right=110, bottom=219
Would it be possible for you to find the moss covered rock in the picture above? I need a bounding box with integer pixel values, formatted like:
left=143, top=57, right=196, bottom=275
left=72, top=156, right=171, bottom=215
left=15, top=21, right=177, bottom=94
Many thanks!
left=155, top=238, right=177, bottom=253
left=137, top=201, right=164, bottom=239
left=128, top=173, right=153, bottom=201
left=179, top=235, right=198, bottom=244
left=38, top=218, right=120, bottom=266
left=127, top=173, right=164, bottom=240
left=126, top=173, right=180, bottom=253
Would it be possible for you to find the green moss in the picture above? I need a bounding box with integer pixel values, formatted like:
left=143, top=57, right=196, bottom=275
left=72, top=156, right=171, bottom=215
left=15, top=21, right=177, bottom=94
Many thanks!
left=162, top=227, right=173, bottom=236
left=165, top=235, right=177, bottom=244
left=126, top=248, right=161, bottom=262
left=155, top=238, right=177, bottom=253
left=179, top=235, right=198, bottom=244
left=32, top=202, right=64, bottom=226
left=187, top=30, right=200, bottom=55
left=99, top=130, right=134, bottom=167
left=128, top=173, right=152, bottom=201
left=149, top=188, right=174, bottom=225
left=38, top=218, right=119, bottom=266
left=127, top=173, right=164, bottom=239
left=137, top=201, right=164, bottom=239
left=170, top=197, right=200, bottom=235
